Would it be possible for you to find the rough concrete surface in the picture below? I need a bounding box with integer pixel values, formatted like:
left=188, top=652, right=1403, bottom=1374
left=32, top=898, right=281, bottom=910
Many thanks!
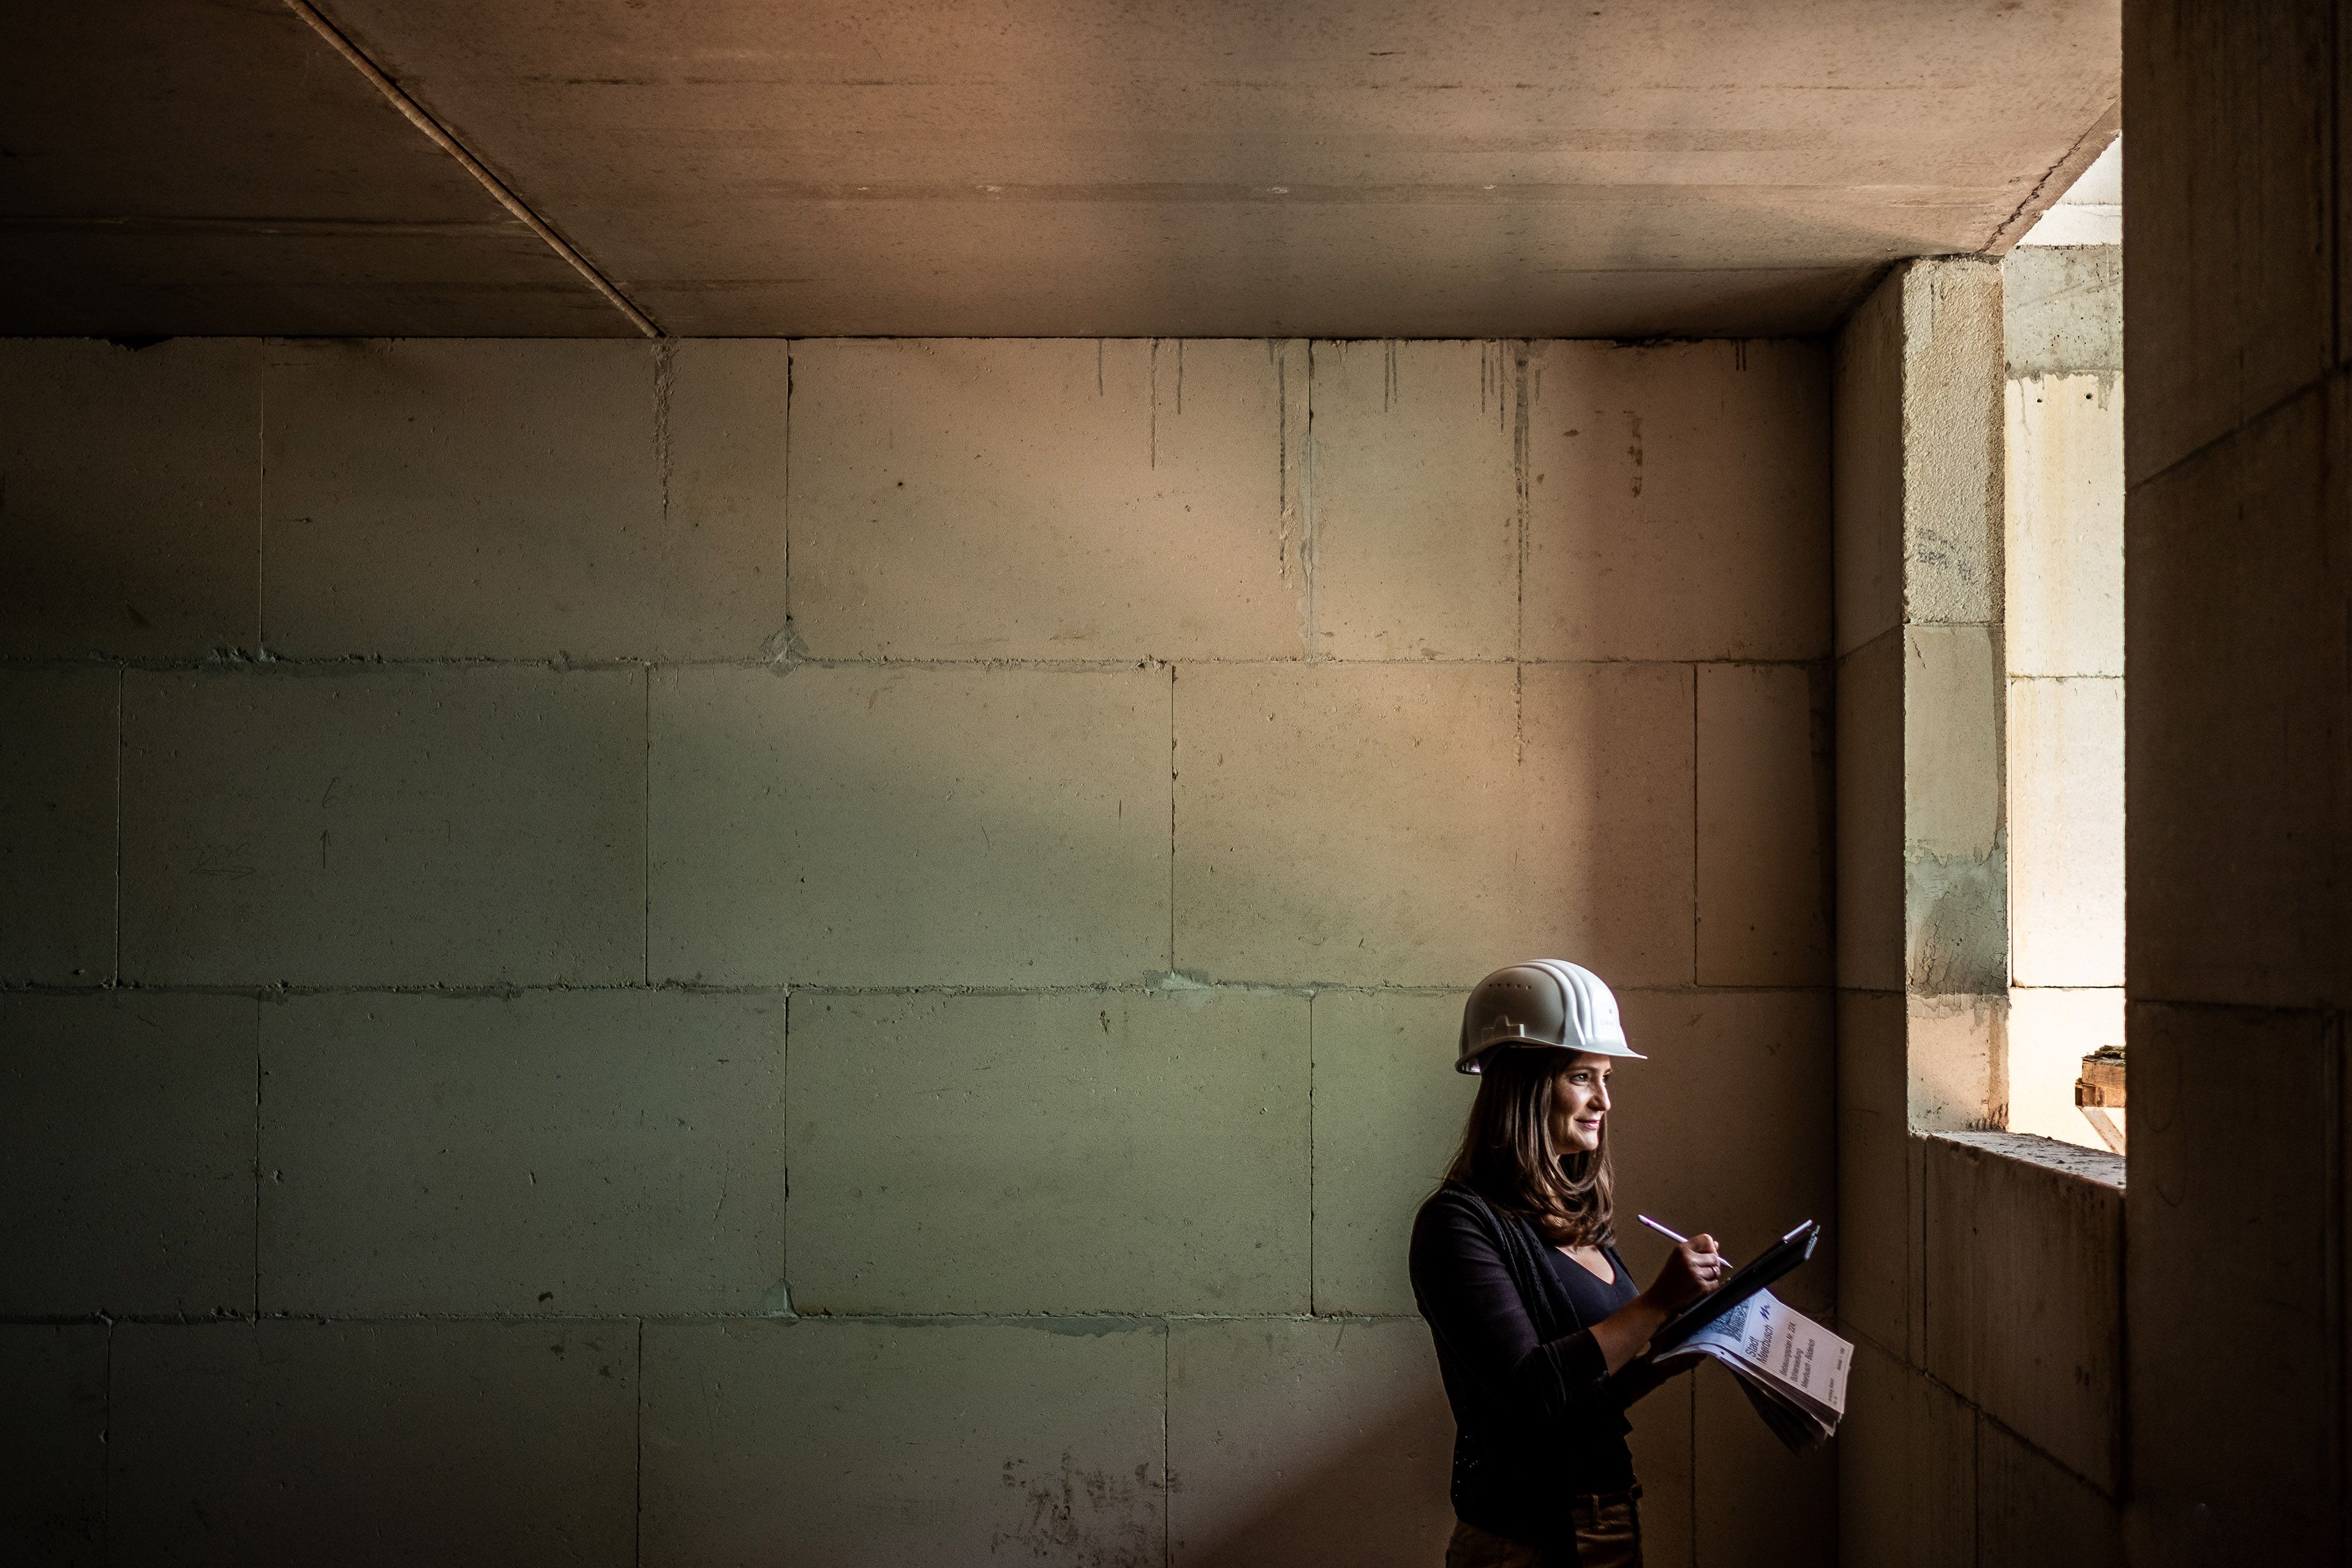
left=2008, top=676, right=2124, bottom=988
left=1174, top=661, right=1696, bottom=987
left=0, top=338, right=259, bottom=657
left=0, top=992, right=257, bottom=1317
left=788, top=990, right=1310, bottom=1314
left=2124, top=0, right=2332, bottom=484
left=2003, top=247, right=2124, bottom=379
left=1626, top=1378, right=1695, bottom=1568
left=1173, top=660, right=1520, bottom=986
left=641, top=1318, right=1164, bottom=1568
left=651, top=663, right=1171, bottom=987
left=1523, top=340, right=1831, bottom=662
left=1833, top=990, right=1911, bottom=1357
left=259, top=990, right=786, bottom=1316
left=1898, top=260, right=2005, bottom=630
left=1516, top=663, right=1701, bottom=989
left=0, top=327, right=1847, bottom=1562
left=2125, top=1000, right=2341, bottom=1562
left=1609, top=990, right=1837, bottom=1317
left=264, top=338, right=790, bottom=661
left=1306, top=989, right=1478, bottom=1314
left=2006, top=375, right=2124, bottom=679
left=1831, top=279, right=1904, bottom=659
left=1923, top=1133, right=2121, bottom=1492
left=1833, top=631, right=1904, bottom=994
left=1902, top=624, right=2005, bottom=1000
left=1976, top=1419, right=2124, bottom=1568
left=2126, top=377, right=2351, bottom=1010
left=8, top=2, right=2121, bottom=336
left=1167, top=1317, right=1454, bottom=1567
left=110, top=1319, right=638, bottom=1568
left=1693, top=1363, right=1836, bottom=1568
left=121, top=666, right=646, bottom=987
left=791, top=338, right=1300, bottom=662
left=1696, top=663, right=1831, bottom=986
left=0, top=1325, right=106, bottom=1567
left=1837, top=1336, right=1975, bottom=1568
left=1307, top=340, right=1524, bottom=661
left=0, top=667, right=116, bottom=984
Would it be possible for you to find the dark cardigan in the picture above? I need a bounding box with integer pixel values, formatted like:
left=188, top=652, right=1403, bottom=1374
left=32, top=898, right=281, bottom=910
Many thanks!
left=1409, top=1182, right=1655, bottom=1559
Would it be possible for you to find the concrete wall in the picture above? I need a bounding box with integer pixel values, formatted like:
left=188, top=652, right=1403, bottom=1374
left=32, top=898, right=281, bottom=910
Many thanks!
left=2002, top=244, right=2126, bottom=1149
left=1832, top=259, right=2128, bottom=1567
left=2124, top=2, right=2352, bottom=1559
left=0, top=335, right=1836, bottom=1566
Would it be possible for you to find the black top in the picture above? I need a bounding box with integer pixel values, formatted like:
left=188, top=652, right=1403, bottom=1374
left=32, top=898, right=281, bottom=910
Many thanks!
left=1409, top=1182, right=1646, bottom=1553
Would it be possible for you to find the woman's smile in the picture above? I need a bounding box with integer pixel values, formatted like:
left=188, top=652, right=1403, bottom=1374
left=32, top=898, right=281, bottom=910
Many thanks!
left=1551, top=1055, right=1615, bottom=1153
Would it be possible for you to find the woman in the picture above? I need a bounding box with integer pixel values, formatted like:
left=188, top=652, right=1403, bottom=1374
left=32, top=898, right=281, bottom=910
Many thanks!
left=1409, top=960, right=1725, bottom=1568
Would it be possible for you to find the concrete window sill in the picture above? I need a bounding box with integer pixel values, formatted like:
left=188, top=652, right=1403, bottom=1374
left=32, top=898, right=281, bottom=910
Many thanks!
left=1931, top=1128, right=2124, bottom=1188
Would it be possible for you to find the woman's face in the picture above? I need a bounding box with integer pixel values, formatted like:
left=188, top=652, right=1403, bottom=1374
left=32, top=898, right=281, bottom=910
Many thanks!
left=1549, top=1052, right=1615, bottom=1153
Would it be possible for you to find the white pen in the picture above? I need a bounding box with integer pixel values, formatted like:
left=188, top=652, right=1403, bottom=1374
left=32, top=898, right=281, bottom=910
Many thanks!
left=1638, top=1213, right=1732, bottom=1267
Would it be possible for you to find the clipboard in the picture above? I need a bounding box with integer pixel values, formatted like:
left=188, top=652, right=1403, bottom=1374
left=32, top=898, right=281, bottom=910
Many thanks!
left=1647, top=1219, right=1821, bottom=1354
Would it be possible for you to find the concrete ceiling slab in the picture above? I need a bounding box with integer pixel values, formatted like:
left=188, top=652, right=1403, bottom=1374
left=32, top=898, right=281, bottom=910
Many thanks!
left=0, top=0, right=627, bottom=337
left=1, top=0, right=2119, bottom=338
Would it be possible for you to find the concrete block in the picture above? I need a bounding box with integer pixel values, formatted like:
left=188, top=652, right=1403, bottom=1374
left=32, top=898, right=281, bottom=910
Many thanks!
left=2127, top=382, right=2351, bottom=1008
left=2007, top=377, right=2125, bottom=679
left=260, top=990, right=785, bottom=1316
left=1626, top=1374, right=1695, bottom=1568
left=1175, top=662, right=1694, bottom=987
left=2005, top=987, right=2124, bottom=1148
left=2127, top=1000, right=2340, bottom=1562
left=2009, top=677, right=2124, bottom=987
left=1833, top=279, right=1904, bottom=658
left=1835, top=989, right=1911, bottom=1357
left=1696, top=663, right=1831, bottom=986
left=1897, top=260, right=2005, bottom=629
left=0, top=1325, right=107, bottom=1567
left=641, top=1318, right=1164, bottom=1568
left=1307, top=340, right=1521, bottom=661
left=789, top=990, right=1308, bottom=1314
left=1905, top=992, right=2003, bottom=1134
left=1693, top=1362, right=1835, bottom=1568
left=121, top=666, right=645, bottom=986
left=2003, top=247, right=2123, bottom=379
left=0, top=992, right=255, bottom=1317
left=1174, top=662, right=1520, bottom=986
left=1167, top=1317, right=1453, bottom=1568
left=1525, top=340, right=1831, bottom=661
left=1904, top=624, right=2005, bottom=998
left=263, top=339, right=790, bottom=660
left=790, top=338, right=1297, bottom=660
left=1924, top=1132, right=2122, bottom=1493
left=1836, top=1336, right=1974, bottom=1568
left=1309, top=990, right=1478, bottom=1314
left=1610, top=990, right=1835, bottom=1317
left=1978, top=1422, right=2123, bottom=1566
left=1515, top=662, right=1697, bottom=988
left=1834, top=631, right=1903, bottom=993
left=0, top=667, right=115, bottom=983
left=652, top=664, right=1168, bottom=986
left=2123, top=0, right=2332, bottom=481
left=111, top=1319, right=636, bottom=1568
left=0, top=338, right=258, bottom=657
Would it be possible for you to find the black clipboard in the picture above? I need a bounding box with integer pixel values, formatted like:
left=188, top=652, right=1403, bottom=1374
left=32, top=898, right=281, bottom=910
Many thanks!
left=1647, top=1219, right=1822, bottom=1354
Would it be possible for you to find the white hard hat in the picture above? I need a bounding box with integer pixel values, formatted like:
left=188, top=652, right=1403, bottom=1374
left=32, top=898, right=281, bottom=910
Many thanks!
left=1456, top=959, right=1643, bottom=1074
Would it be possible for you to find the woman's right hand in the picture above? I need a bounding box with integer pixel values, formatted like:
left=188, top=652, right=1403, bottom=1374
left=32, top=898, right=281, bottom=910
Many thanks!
left=1640, top=1235, right=1726, bottom=1314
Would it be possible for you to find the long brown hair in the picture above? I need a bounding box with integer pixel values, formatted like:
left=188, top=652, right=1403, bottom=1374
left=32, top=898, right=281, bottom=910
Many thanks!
left=1444, top=1047, right=1616, bottom=1248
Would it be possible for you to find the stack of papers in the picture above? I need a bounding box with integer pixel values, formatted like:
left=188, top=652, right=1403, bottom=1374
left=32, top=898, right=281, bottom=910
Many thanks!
left=1651, top=1288, right=1851, bottom=1451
